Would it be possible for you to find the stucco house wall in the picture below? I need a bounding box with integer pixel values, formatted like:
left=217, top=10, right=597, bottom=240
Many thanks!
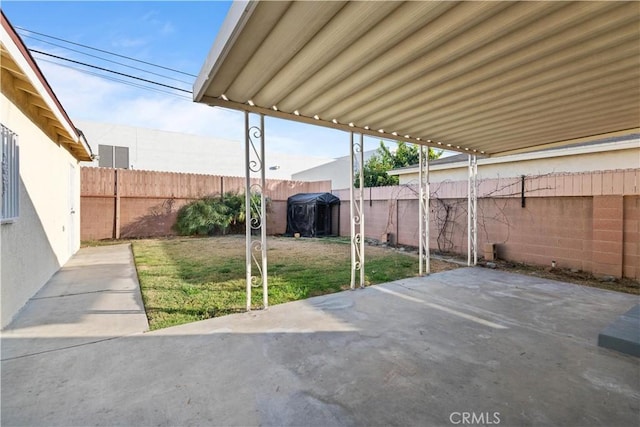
left=1, top=11, right=91, bottom=328
left=391, top=137, right=640, bottom=185
left=1, top=96, right=83, bottom=327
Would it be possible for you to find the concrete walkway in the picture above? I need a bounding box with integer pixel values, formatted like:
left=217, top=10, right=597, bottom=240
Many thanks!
left=2, top=245, right=639, bottom=426
left=1, top=244, right=148, bottom=360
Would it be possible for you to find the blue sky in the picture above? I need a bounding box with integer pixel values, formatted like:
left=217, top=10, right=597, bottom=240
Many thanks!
left=3, top=0, right=398, bottom=159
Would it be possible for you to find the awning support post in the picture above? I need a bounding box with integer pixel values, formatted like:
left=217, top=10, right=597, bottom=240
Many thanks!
left=418, top=145, right=430, bottom=275
left=349, top=132, right=365, bottom=289
left=467, top=154, right=478, bottom=266
left=244, top=112, right=268, bottom=310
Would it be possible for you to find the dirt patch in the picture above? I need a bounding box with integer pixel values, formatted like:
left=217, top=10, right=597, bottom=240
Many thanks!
left=270, top=236, right=460, bottom=274
left=477, top=258, right=639, bottom=295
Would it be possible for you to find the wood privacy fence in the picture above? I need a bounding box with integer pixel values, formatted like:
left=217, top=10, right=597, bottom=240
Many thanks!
left=81, top=167, right=331, bottom=240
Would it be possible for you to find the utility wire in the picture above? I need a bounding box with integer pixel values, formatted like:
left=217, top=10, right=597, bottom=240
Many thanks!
left=37, top=57, right=192, bottom=100
left=21, top=34, right=193, bottom=85
left=31, top=49, right=192, bottom=94
left=15, top=25, right=197, bottom=77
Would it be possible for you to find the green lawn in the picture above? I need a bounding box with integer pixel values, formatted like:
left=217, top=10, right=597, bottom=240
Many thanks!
left=132, top=235, right=457, bottom=330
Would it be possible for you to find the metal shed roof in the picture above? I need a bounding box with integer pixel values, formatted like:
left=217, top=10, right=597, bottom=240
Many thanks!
left=194, top=1, right=640, bottom=157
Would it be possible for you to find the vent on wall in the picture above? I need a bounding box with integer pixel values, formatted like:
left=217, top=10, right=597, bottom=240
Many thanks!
left=98, top=144, right=129, bottom=169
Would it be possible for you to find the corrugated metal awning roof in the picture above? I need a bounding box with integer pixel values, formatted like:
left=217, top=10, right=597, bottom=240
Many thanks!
left=194, top=1, right=640, bottom=156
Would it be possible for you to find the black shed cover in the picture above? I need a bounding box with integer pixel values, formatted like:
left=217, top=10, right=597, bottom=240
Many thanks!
left=286, top=192, right=340, bottom=237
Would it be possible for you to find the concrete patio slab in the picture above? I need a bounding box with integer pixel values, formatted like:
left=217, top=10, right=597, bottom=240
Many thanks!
left=2, top=257, right=638, bottom=426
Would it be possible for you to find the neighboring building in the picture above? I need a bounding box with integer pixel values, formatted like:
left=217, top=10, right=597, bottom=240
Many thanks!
left=292, top=149, right=378, bottom=190
left=76, top=120, right=333, bottom=180
left=389, top=135, right=640, bottom=184
left=1, top=11, right=92, bottom=328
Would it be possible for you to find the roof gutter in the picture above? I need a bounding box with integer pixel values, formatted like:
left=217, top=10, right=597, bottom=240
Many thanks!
left=75, top=128, right=96, bottom=160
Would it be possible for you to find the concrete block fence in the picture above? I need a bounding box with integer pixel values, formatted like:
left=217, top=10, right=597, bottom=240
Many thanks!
left=333, top=170, right=639, bottom=280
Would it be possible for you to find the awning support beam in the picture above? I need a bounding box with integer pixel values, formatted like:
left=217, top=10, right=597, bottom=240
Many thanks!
left=244, top=111, right=268, bottom=310
left=467, top=154, right=478, bottom=266
left=349, top=132, right=365, bottom=289
left=418, top=145, right=430, bottom=275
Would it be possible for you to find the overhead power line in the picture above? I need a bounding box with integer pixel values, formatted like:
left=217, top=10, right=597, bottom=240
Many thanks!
left=21, top=34, right=193, bottom=85
left=30, top=49, right=192, bottom=94
left=37, top=57, right=192, bottom=101
left=15, top=25, right=197, bottom=77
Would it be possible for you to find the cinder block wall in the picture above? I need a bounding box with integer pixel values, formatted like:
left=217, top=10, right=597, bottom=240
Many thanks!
left=81, top=197, right=117, bottom=239
left=592, top=196, right=623, bottom=277
left=336, top=171, right=639, bottom=280
left=622, top=196, right=639, bottom=279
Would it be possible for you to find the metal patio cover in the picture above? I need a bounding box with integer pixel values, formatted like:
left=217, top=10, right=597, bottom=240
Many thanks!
left=194, top=1, right=640, bottom=157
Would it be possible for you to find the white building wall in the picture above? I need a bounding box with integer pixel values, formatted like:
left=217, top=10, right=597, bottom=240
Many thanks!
left=1, top=93, right=81, bottom=328
left=292, top=149, right=378, bottom=190
left=76, top=120, right=332, bottom=180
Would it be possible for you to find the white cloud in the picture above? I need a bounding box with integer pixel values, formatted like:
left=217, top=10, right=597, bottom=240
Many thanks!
left=140, top=10, right=175, bottom=35
left=37, top=60, right=354, bottom=159
left=160, top=22, right=175, bottom=35
left=111, top=37, right=148, bottom=49
left=108, top=97, right=245, bottom=141
left=40, top=60, right=237, bottom=133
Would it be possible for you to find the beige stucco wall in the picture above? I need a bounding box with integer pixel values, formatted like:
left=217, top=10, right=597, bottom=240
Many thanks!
left=397, top=141, right=640, bottom=185
left=1, top=92, right=81, bottom=328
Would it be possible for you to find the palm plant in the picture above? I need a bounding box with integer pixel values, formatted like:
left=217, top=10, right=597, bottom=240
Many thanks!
left=174, top=192, right=269, bottom=236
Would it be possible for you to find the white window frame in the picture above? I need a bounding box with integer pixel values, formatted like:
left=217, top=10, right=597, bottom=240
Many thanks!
left=1, top=124, right=19, bottom=223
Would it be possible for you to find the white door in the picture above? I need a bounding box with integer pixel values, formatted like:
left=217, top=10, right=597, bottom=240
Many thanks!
left=68, top=164, right=76, bottom=254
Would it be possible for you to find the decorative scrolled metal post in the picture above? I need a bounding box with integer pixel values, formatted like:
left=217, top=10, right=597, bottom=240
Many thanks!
left=245, top=112, right=251, bottom=310
left=244, top=112, right=268, bottom=310
left=418, top=145, right=430, bottom=276
left=467, top=154, right=478, bottom=266
left=349, top=132, right=365, bottom=289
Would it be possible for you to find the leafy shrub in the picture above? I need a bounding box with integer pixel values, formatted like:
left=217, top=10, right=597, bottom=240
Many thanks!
left=174, top=192, right=269, bottom=236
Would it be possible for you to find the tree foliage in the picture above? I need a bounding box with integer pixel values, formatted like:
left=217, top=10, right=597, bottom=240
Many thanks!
left=356, top=141, right=442, bottom=187
left=174, top=192, right=267, bottom=236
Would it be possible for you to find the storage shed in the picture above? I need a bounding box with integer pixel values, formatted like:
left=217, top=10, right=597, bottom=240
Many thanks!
left=286, top=192, right=340, bottom=237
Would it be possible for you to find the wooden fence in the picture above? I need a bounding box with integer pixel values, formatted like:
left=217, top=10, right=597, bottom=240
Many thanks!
left=81, top=167, right=331, bottom=240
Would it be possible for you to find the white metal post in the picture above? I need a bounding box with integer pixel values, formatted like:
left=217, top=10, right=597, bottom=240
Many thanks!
left=244, top=112, right=268, bottom=310
left=358, top=133, right=365, bottom=288
left=349, top=132, right=365, bottom=289
left=419, top=145, right=430, bottom=275
left=244, top=111, right=252, bottom=310
left=260, top=114, right=268, bottom=308
left=467, top=154, right=478, bottom=266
